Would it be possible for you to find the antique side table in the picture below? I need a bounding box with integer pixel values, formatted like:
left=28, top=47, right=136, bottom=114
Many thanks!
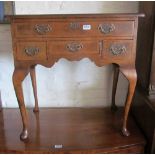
left=8, top=13, right=144, bottom=140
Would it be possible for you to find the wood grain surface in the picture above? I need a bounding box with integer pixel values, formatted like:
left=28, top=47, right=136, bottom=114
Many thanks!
left=0, top=108, right=145, bottom=153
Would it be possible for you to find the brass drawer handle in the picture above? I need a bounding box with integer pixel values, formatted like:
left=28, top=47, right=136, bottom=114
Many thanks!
left=98, top=24, right=115, bottom=34
left=110, top=44, right=126, bottom=56
left=24, top=47, right=40, bottom=56
left=34, top=24, right=51, bottom=35
left=66, top=42, right=83, bottom=52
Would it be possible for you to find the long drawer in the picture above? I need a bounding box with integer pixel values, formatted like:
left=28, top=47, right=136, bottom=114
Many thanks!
left=48, top=40, right=99, bottom=54
left=14, top=20, right=134, bottom=38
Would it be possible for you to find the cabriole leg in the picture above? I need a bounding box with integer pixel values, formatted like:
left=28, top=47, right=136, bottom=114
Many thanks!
left=13, top=68, right=29, bottom=141
left=111, top=65, right=119, bottom=111
left=30, top=66, right=39, bottom=113
left=120, top=67, right=137, bottom=136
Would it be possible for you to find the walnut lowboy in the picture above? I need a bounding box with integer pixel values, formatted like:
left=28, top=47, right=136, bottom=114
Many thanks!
left=8, top=14, right=144, bottom=141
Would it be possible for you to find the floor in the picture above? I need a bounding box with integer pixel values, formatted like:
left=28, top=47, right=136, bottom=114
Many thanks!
left=0, top=107, right=145, bottom=153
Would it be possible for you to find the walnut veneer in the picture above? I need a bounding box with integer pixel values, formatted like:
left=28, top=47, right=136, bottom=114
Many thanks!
left=8, top=14, right=144, bottom=141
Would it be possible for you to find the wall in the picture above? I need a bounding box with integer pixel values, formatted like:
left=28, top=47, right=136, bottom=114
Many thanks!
left=15, top=1, right=138, bottom=14
left=0, top=1, right=139, bottom=108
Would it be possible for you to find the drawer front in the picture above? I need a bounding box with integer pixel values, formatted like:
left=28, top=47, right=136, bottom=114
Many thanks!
left=48, top=40, right=101, bottom=59
left=16, top=41, right=47, bottom=60
left=14, top=21, right=134, bottom=38
left=103, top=40, right=133, bottom=63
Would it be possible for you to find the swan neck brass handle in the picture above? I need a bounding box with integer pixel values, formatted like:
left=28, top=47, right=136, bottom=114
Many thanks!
left=99, top=24, right=115, bottom=34
left=110, top=44, right=126, bottom=56
left=66, top=42, right=83, bottom=52
left=34, top=24, right=51, bottom=35
left=24, top=47, right=40, bottom=56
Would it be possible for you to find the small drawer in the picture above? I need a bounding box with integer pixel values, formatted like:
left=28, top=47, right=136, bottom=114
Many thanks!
left=103, top=40, right=133, bottom=63
left=48, top=40, right=101, bottom=59
left=14, top=20, right=134, bottom=38
left=16, top=41, right=47, bottom=60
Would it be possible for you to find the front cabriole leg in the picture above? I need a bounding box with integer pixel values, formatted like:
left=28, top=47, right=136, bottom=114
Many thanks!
left=119, top=67, right=137, bottom=136
left=13, top=67, right=30, bottom=141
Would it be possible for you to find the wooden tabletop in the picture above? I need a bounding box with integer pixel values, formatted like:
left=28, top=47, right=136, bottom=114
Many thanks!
left=6, top=13, right=145, bottom=21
